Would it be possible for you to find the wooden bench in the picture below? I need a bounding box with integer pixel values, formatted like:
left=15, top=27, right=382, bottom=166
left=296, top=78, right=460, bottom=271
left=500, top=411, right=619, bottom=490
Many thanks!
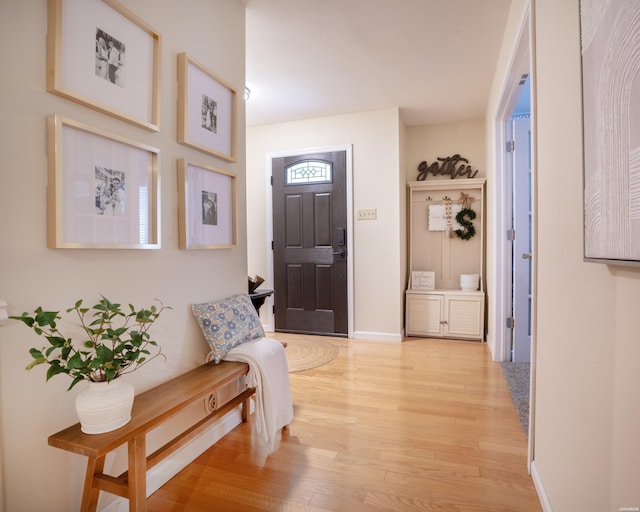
left=48, top=360, right=255, bottom=512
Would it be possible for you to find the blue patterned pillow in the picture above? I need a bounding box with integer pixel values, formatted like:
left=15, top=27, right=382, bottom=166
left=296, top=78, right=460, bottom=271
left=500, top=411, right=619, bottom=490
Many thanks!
left=192, top=294, right=265, bottom=363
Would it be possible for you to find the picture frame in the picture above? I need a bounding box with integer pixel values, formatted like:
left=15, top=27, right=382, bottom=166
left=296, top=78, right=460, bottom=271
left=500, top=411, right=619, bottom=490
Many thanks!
left=177, top=159, right=237, bottom=250
left=580, top=0, right=640, bottom=265
left=411, top=271, right=435, bottom=290
left=177, top=53, right=237, bottom=162
left=47, top=115, right=161, bottom=249
left=47, top=0, right=161, bottom=132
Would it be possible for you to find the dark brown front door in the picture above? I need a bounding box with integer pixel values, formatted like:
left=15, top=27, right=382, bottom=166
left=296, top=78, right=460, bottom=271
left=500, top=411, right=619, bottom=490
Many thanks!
left=272, top=151, right=348, bottom=336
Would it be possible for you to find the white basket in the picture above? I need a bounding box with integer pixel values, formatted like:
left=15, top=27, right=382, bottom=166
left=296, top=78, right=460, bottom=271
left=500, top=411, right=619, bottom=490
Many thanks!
left=460, top=274, right=479, bottom=291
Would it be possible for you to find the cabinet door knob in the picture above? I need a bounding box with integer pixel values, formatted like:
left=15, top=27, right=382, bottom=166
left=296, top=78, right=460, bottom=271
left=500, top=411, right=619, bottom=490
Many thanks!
left=440, top=320, right=448, bottom=325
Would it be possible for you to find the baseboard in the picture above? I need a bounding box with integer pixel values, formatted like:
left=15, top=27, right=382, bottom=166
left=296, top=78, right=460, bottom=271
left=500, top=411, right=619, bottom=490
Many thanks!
left=530, top=460, right=553, bottom=512
left=263, top=327, right=402, bottom=342
left=100, top=406, right=245, bottom=512
left=353, top=331, right=403, bottom=342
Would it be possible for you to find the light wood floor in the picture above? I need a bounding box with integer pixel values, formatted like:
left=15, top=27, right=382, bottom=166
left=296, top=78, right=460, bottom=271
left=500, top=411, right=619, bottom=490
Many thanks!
left=146, top=334, right=541, bottom=511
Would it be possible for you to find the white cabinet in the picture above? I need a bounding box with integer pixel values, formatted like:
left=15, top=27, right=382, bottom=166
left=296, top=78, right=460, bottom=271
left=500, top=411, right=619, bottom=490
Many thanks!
left=405, top=179, right=486, bottom=341
left=406, top=290, right=484, bottom=340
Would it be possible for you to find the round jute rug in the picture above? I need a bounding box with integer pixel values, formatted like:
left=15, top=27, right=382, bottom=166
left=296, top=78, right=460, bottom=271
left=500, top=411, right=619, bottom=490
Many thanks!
left=283, top=337, right=339, bottom=372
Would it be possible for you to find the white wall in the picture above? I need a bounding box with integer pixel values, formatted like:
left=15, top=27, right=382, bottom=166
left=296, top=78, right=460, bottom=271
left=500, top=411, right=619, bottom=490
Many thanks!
left=0, top=1, right=246, bottom=510
left=531, top=0, right=640, bottom=508
left=485, top=0, right=640, bottom=509
left=405, top=120, right=486, bottom=182
left=246, top=108, right=405, bottom=340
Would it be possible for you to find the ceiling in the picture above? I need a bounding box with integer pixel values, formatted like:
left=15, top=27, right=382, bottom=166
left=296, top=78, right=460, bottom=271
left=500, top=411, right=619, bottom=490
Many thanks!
left=244, top=0, right=512, bottom=128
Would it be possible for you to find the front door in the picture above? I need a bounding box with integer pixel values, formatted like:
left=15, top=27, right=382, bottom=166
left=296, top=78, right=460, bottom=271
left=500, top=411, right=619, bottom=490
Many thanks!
left=272, top=151, right=348, bottom=336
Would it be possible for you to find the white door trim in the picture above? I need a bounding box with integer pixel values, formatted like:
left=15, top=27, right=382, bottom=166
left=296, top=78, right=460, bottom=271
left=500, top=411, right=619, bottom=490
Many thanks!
left=492, top=0, right=538, bottom=471
left=494, top=5, right=531, bottom=363
left=264, top=144, right=354, bottom=338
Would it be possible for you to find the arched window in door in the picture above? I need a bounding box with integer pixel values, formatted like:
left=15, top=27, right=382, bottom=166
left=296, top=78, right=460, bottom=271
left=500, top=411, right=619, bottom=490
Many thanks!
left=285, top=160, right=332, bottom=185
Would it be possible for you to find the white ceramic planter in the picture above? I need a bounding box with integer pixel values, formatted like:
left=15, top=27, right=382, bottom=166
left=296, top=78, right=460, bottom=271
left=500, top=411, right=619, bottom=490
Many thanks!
left=75, top=379, right=134, bottom=434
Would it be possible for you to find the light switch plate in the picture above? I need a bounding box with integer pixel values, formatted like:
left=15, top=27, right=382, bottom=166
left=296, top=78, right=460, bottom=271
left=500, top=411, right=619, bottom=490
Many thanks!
left=357, top=208, right=377, bottom=220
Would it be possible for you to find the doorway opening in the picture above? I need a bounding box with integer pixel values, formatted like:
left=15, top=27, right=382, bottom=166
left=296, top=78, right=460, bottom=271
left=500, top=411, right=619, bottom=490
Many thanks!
left=493, top=3, right=536, bottom=467
left=510, top=84, right=532, bottom=363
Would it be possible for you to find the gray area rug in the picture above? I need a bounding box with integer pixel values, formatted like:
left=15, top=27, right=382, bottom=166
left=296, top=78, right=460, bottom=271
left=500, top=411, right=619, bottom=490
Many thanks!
left=501, top=362, right=530, bottom=435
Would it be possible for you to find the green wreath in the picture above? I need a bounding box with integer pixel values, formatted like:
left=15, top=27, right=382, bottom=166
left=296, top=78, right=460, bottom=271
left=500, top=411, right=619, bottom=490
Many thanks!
left=454, top=208, right=476, bottom=240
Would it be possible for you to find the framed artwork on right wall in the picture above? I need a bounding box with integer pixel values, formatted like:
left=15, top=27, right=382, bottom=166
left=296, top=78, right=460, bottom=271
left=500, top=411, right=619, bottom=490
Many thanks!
left=580, top=0, right=640, bottom=265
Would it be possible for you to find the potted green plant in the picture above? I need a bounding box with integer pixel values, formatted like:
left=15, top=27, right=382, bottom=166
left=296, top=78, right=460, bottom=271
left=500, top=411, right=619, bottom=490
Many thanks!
left=11, top=296, right=169, bottom=434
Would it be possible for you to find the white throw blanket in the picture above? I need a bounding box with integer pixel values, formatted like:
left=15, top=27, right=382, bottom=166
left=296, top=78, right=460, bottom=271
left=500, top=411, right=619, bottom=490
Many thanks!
left=224, top=337, right=293, bottom=445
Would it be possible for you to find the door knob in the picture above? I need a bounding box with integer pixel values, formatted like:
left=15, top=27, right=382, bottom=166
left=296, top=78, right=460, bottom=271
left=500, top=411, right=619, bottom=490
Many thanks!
left=522, top=253, right=532, bottom=259
left=332, top=249, right=346, bottom=258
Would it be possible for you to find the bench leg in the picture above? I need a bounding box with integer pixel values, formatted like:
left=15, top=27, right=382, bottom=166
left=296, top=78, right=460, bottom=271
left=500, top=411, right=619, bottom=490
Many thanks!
left=80, top=456, right=105, bottom=512
left=128, top=435, right=147, bottom=511
left=242, top=396, right=251, bottom=422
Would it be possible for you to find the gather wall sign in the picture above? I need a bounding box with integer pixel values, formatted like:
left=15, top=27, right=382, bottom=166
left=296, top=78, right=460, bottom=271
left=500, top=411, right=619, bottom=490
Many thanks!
left=417, top=154, right=479, bottom=180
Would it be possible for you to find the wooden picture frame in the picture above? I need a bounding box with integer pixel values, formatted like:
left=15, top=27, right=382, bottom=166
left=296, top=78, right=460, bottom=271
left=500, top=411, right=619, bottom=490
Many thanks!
left=177, top=159, right=237, bottom=250
left=581, top=0, right=640, bottom=265
left=47, top=0, right=161, bottom=132
left=177, top=53, right=237, bottom=162
left=47, top=115, right=161, bottom=249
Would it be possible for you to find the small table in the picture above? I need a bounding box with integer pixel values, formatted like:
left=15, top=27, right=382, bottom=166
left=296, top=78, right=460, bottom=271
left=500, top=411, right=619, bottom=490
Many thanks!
left=249, top=289, right=274, bottom=313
